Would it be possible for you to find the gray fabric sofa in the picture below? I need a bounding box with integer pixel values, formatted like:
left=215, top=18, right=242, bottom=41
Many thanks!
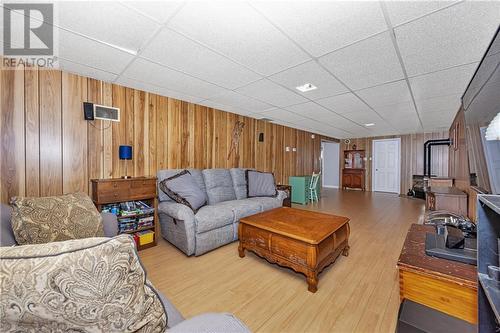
left=157, top=168, right=286, bottom=256
left=0, top=203, right=250, bottom=332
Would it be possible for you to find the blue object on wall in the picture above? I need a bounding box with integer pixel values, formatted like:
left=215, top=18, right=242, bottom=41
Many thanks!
left=119, top=145, right=132, bottom=160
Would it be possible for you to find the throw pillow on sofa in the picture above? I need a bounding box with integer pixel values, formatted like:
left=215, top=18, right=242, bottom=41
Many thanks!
left=0, top=235, right=167, bottom=332
left=159, top=170, right=207, bottom=213
left=10, top=192, right=104, bottom=245
left=246, top=170, right=278, bottom=198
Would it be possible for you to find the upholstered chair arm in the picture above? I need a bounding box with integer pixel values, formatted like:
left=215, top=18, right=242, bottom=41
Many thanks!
left=166, top=313, right=251, bottom=333
left=101, top=212, right=119, bottom=237
left=0, top=204, right=16, bottom=247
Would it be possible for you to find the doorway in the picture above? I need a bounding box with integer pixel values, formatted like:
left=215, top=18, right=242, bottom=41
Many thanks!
left=321, top=141, right=340, bottom=188
left=372, top=138, right=401, bottom=193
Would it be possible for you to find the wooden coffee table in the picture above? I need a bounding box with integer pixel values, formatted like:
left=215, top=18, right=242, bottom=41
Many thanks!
left=238, top=207, right=350, bottom=292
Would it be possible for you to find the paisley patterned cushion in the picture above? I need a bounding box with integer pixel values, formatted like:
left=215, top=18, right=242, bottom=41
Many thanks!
left=10, top=192, right=105, bottom=245
left=0, top=235, right=167, bottom=332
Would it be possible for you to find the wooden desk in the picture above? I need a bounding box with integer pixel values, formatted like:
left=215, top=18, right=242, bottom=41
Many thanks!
left=397, top=224, right=477, bottom=324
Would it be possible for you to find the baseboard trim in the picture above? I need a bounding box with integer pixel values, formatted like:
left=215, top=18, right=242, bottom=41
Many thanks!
left=322, top=185, right=339, bottom=189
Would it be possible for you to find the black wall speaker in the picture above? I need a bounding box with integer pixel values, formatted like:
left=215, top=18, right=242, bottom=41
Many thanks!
left=258, top=132, right=264, bottom=142
left=83, top=102, right=94, bottom=120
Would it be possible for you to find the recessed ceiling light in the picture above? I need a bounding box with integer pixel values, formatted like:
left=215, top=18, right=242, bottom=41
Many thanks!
left=296, top=83, right=317, bottom=92
left=364, top=123, right=375, bottom=127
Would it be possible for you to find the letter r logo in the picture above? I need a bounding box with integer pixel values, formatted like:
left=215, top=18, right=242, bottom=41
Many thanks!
left=3, top=3, right=53, bottom=56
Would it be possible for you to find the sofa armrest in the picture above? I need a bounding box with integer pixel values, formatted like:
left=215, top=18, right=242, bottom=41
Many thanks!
left=101, top=212, right=118, bottom=238
left=166, top=313, right=250, bottom=333
left=158, top=202, right=196, bottom=255
left=158, top=202, right=195, bottom=221
left=277, top=190, right=288, bottom=202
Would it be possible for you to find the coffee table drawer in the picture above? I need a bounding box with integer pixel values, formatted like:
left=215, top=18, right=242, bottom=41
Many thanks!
left=240, top=224, right=269, bottom=250
left=270, top=234, right=309, bottom=266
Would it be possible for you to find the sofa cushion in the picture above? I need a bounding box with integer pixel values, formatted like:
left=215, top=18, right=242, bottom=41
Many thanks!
left=214, top=199, right=262, bottom=223
left=202, top=169, right=237, bottom=205
left=0, top=235, right=167, bottom=332
left=230, top=168, right=251, bottom=200
left=246, top=197, right=282, bottom=211
left=195, top=205, right=234, bottom=234
left=157, top=169, right=206, bottom=202
left=246, top=170, right=277, bottom=198
left=159, top=170, right=207, bottom=213
left=10, top=192, right=104, bottom=245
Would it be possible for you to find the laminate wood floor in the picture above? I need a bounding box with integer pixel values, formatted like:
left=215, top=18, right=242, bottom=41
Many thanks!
left=140, top=189, right=425, bottom=332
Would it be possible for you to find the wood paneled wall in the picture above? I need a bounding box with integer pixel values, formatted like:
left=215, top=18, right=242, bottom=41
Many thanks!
left=339, top=132, right=449, bottom=194
left=448, top=108, right=470, bottom=192
left=1, top=66, right=333, bottom=203
left=448, top=107, right=484, bottom=221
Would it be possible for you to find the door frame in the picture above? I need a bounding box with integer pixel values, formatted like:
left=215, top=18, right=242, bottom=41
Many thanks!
left=321, top=140, right=340, bottom=188
left=371, top=138, right=401, bottom=193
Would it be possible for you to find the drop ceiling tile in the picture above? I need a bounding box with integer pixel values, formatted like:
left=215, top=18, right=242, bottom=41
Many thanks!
left=198, top=100, right=252, bottom=116
left=385, top=1, right=459, bottom=26
left=121, top=58, right=227, bottom=99
left=409, top=63, right=478, bottom=100
left=57, top=1, right=159, bottom=53
left=59, top=29, right=135, bottom=74
left=319, top=32, right=404, bottom=90
left=356, top=80, right=413, bottom=108
left=374, top=101, right=417, bottom=117
left=168, top=1, right=310, bottom=75
left=269, top=61, right=348, bottom=100
left=342, top=111, right=385, bottom=125
left=253, top=1, right=387, bottom=57
left=395, top=1, right=500, bottom=76
left=207, top=90, right=273, bottom=113
left=141, top=29, right=262, bottom=89
left=235, top=79, right=307, bottom=107
left=387, top=113, right=421, bottom=127
left=116, top=77, right=204, bottom=103
left=285, top=102, right=336, bottom=119
left=122, top=1, right=184, bottom=24
left=257, top=108, right=307, bottom=124
left=316, top=93, right=372, bottom=114
left=57, top=59, right=118, bottom=83
left=415, top=94, right=461, bottom=114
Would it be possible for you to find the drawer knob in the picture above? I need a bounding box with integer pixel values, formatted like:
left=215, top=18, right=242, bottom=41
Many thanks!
left=113, top=183, right=118, bottom=188
left=114, top=193, right=118, bottom=197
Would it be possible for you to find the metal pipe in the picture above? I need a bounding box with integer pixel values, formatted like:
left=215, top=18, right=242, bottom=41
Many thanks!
left=424, top=139, right=451, bottom=177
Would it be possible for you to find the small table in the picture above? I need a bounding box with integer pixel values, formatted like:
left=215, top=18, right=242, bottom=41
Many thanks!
left=238, top=207, right=350, bottom=292
left=276, top=184, right=292, bottom=207
left=397, top=224, right=477, bottom=323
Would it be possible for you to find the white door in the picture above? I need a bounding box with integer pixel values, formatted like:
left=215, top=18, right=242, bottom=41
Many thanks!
left=372, top=139, right=401, bottom=193
left=481, top=127, right=500, bottom=194
left=321, top=141, right=340, bottom=188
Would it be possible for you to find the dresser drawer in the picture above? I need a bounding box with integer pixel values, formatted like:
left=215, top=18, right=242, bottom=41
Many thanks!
left=99, top=189, right=131, bottom=203
left=94, top=181, right=129, bottom=203
left=130, top=179, right=156, bottom=199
